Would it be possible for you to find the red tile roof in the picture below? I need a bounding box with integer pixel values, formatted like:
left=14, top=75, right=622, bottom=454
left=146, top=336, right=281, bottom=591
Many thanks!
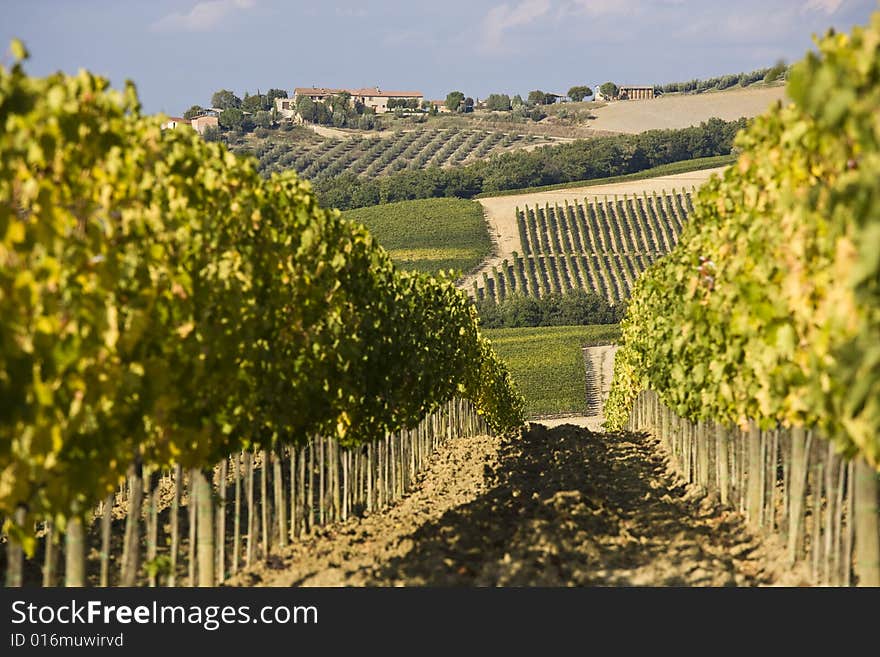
left=293, top=86, right=422, bottom=98
left=293, top=87, right=345, bottom=96
left=350, top=87, right=423, bottom=98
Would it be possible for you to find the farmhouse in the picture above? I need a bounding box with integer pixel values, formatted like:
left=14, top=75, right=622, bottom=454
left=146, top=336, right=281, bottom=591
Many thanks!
left=352, top=87, right=424, bottom=113
left=275, top=97, right=297, bottom=119
left=291, top=86, right=425, bottom=114
left=161, top=117, right=191, bottom=130
left=189, top=114, right=219, bottom=135
left=429, top=100, right=452, bottom=113
left=618, top=86, right=655, bottom=100
left=293, top=87, right=345, bottom=103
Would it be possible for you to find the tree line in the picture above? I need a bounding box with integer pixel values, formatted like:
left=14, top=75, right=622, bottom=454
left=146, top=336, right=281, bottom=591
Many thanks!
left=654, top=62, right=788, bottom=95
left=314, top=117, right=746, bottom=210
left=476, top=290, right=624, bottom=329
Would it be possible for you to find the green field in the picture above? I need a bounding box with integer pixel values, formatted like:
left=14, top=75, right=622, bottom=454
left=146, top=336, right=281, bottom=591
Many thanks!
left=343, top=198, right=492, bottom=275
left=484, top=325, right=620, bottom=417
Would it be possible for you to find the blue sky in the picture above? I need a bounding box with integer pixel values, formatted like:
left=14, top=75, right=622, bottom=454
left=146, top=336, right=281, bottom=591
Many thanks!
left=2, top=1, right=876, bottom=115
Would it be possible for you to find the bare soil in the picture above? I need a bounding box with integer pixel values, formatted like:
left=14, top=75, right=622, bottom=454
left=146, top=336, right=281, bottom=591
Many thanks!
left=586, top=86, right=786, bottom=134
left=229, top=424, right=806, bottom=587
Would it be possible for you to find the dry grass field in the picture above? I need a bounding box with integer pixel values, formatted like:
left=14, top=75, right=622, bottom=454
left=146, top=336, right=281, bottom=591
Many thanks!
left=586, top=85, right=787, bottom=134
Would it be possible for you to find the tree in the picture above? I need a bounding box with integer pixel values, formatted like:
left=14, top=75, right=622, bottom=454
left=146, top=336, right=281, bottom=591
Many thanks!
left=211, top=89, right=242, bottom=110
left=764, top=59, right=787, bottom=83
left=328, top=92, right=352, bottom=117
left=314, top=102, right=331, bottom=125
left=254, top=110, right=273, bottom=129
left=501, top=295, right=541, bottom=328
left=266, top=88, right=288, bottom=106
left=241, top=92, right=266, bottom=113
left=386, top=98, right=419, bottom=111
left=511, top=94, right=524, bottom=109
left=463, top=97, right=474, bottom=113
left=567, top=85, right=593, bottom=102
left=485, top=93, right=511, bottom=111
left=296, top=96, right=317, bottom=123
left=202, top=125, right=221, bottom=142
left=599, top=82, right=619, bottom=99
left=183, top=105, right=204, bottom=120
left=219, top=107, right=244, bottom=130
left=527, top=90, right=546, bottom=106
left=445, top=91, right=464, bottom=112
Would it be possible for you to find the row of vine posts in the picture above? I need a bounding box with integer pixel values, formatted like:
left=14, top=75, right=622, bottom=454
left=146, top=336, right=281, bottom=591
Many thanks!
left=627, top=390, right=880, bottom=586
left=2, top=398, right=487, bottom=587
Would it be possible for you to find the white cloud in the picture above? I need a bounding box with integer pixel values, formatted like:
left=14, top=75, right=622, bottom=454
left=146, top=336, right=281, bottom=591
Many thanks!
left=483, top=0, right=552, bottom=51
left=151, top=0, right=256, bottom=33
left=804, top=0, right=845, bottom=14
left=567, top=0, right=637, bottom=15
left=564, top=0, right=684, bottom=17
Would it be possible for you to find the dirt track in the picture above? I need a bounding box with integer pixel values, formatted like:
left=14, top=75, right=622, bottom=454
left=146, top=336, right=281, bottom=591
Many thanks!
left=230, top=424, right=803, bottom=587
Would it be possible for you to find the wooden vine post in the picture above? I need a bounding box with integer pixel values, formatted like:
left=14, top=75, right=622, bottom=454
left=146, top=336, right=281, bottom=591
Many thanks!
left=194, top=467, right=215, bottom=587
left=120, top=465, right=143, bottom=586
left=65, top=504, right=86, bottom=588
left=853, top=458, right=880, bottom=586
left=746, top=423, right=761, bottom=526
left=5, top=506, right=26, bottom=587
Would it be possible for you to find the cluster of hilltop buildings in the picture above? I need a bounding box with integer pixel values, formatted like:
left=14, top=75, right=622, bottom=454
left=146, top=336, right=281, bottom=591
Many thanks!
left=160, top=113, right=219, bottom=134
left=276, top=86, right=442, bottom=117
left=162, top=85, right=439, bottom=131
left=162, top=83, right=655, bottom=131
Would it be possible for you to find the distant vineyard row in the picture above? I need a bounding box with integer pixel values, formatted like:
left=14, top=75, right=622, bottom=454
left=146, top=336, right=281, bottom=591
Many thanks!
left=249, top=128, right=548, bottom=180
left=473, top=191, right=693, bottom=304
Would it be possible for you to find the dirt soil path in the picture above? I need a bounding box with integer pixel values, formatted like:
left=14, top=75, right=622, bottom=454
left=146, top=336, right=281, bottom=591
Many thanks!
left=231, top=424, right=803, bottom=587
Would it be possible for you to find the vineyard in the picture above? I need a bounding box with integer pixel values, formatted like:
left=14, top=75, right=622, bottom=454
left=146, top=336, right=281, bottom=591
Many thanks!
left=0, top=46, right=523, bottom=586
left=472, top=191, right=692, bottom=304
left=342, top=198, right=491, bottom=275
left=3, top=4, right=880, bottom=593
left=245, top=128, right=552, bottom=180
left=606, top=16, right=880, bottom=585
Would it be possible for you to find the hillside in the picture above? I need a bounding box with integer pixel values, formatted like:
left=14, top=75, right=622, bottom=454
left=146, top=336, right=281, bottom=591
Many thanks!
left=235, top=127, right=555, bottom=179
left=462, top=166, right=723, bottom=297
left=342, top=198, right=491, bottom=275
left=585, top=85, right=786, bottom=134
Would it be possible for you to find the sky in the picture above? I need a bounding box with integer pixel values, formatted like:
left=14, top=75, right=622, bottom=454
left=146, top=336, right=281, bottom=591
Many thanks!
left=2, top=0, right=877, bottom=115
